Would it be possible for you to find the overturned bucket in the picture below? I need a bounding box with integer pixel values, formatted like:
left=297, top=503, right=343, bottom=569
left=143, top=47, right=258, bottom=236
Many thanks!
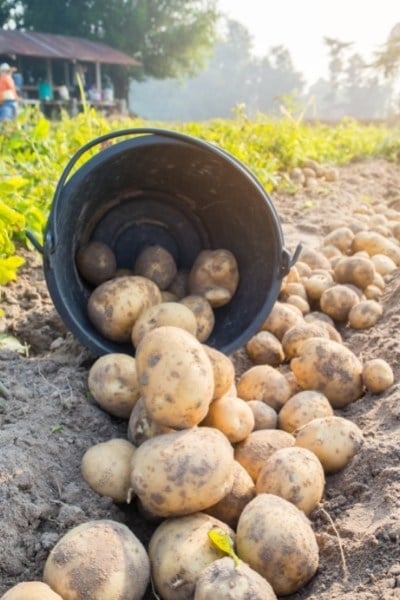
left=29, top=128, right=300, bottom=357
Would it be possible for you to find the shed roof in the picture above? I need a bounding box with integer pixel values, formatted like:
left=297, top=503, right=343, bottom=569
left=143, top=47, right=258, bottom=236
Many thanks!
left=0, top=30, right=140, bottom=65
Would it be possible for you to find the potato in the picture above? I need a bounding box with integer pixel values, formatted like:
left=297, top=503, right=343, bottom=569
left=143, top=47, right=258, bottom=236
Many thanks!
left=194, top=556, right=277, bottom=600
left=161, top=290, right=178, bottom=302
left=278, top=390, right=333, bottom=433
left=234, top=429, right=295, bottom=481
left=320, top=244, right=342, bottom=260
left=236, top=365, right=292, bottom=411
left=131, top=301, right=197, bottom=347
left=348, top=299, right=383, bottom=329
left=304, top=310, right=335, bottom=326
left=133, top=244, right=177, bottom=290
left=201, top=395, right=255, bottom=443
left=281, top=321, right=329, bottom=359
left=136, top=326, right=214, bottom=429
left=204, top=460, right=256, bottom=528
left=127, top=397, right=173, bottom=446
left=188, top=248, right=239, bottom=307
left=295, top=261, right=312, bottom=278
left=299, top=246, right=332, bottom=270
left=319, top=284, right=359, bottom=322
left=285, top=294, right=310, bottom=315
left=247, top=400, right=278, bottom=430
left=304, top=272, right=334, bottom=303
left=256, top=446, right=325, bottom=514
left=290, top=337, right=363, bottom=408
left=371, top=254, right=397, bottom=276
left=1, top=582, right=63, bottom=600
left=202, top=348, right=235, bottom=401
left=279, top=281, right=307, bottom=302
left=236, top=493, right=319, bottom=596
left=323, top=226, right=354, bottom=253
left=43, top=520, right=150, bottom=600
left=295, top=415, right=364, bottom=473
left=364, top=284, right=383, bottom=300
left=130, top=427, right=234, bottom=517
left=81, top=438, right=135, bottom=503
left=88, top=353, right=140, bottom=418
left=167, top=268, right=190, bottom=299
left=76, top=240, right=117, bottom=286
left=362, top=358, right=394, bottom=393
left=245, top=331, right=284, bottom=366
left=180, top=295, right=215, bottom=342
left=334, top=256, right=376, bottom=289
left=149, top=512, right=234, bottom=600
left=351, top=230, right=400, bottom=265
left=87, top=275, right=161, bottom=343
left=260, top=301, right=304, bottom=340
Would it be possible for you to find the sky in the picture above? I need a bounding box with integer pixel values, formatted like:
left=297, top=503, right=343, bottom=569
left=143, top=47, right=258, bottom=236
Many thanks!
left=217, top=0, right=399, bottom=85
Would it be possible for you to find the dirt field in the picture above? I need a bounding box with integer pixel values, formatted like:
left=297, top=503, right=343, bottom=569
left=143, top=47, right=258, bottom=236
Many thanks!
left=0, top=158, right=399, bottom=599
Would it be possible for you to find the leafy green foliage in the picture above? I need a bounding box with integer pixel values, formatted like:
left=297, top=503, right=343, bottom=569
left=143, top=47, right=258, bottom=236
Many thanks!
left=0, top=105, right=399, bottom=289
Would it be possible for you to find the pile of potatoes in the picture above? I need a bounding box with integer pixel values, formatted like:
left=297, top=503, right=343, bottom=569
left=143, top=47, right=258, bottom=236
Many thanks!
left=4, top=204, right=398, bottom=600
left=289, top=159, right=340, bottom=190
left=76, top=241, right=240, bottom=349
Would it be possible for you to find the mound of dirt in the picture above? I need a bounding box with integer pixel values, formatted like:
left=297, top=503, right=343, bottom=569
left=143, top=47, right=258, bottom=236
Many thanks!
left=0, top=158, right=399, bottom=599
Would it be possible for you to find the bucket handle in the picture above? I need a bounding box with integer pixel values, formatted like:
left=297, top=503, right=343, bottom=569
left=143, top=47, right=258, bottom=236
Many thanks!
left=44, top=127, right=258, bottom=253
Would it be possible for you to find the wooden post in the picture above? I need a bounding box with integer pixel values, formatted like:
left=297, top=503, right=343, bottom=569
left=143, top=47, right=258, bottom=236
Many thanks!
left=95, top=62, right=101, bottom=94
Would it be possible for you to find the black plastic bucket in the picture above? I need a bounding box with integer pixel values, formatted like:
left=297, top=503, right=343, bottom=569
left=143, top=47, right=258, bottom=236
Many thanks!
left=28, top=128, right=300, bottom=357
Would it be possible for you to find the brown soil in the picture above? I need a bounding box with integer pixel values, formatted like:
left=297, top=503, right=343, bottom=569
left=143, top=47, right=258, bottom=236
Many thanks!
left=0, top=158, right=400, bottom=599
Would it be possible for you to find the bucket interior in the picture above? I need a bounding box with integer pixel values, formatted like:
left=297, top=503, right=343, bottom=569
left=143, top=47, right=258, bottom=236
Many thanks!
left=44, top=133, right=285, bottom=356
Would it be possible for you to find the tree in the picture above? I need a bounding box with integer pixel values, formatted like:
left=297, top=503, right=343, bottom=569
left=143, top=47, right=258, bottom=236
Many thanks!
left=372, top=23, right=400, bottom=77
left=0, top=0, right=219, bottom=80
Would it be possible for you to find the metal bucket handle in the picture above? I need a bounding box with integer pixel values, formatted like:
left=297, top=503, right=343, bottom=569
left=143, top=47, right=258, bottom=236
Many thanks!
left=26, top=127, right=301, bottom=275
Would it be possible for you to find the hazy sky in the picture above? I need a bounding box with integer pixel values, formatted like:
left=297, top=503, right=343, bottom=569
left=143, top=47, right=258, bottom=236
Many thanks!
left=217, top=0, right=399, bottom=85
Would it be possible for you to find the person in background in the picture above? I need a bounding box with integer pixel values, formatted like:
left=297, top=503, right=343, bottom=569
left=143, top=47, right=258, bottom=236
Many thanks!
left=0, top=62, right=19, bottom=120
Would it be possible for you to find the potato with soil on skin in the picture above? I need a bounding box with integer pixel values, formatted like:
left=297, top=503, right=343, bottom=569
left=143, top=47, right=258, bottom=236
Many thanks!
left=131, top=301, right=198, bottom=348
left=348, top=299, right=383, bottom=329
left=234, top=429, right=295, bottom=482
left=136, top=326, right=214, bottom=429
left=188, top=248, right=240, bottom=307
left=127, top=397, right=174, bottom=446
left=204, top=460, right=256, bottom=528
left=75, top=240, right=117, bottom=286
left=1, top=582, right=64, bottom=600
left=334, top=255, right=376, bottom=289
left=180, top=295, right=215, bottom=342
left=201, top=394, right=255, bottom=443
left=167, top=268, right=190, bottom=299
left=285, top=294, right=310, bottom=315
left=290, top=337, right=363, bottom=408
left=362, top=358, right=394, bottom=393
left=295, top=415, right=364, bottom=473
left=81, top=438, right=135, bottom=503
left=279, top=281, right=308, bottom=302
left=130, top=426, right=235, bottom=517
left=299, top=246, right=332, bottom=271
left=88, top=353, right=140, bottom=418
left=236, top=493, right=319, bottom=596
left=260, top=301, right=304, bottom=340
left=319, top=284, right=360, bottom=322
left=256, top=446, right=325, bottom=515
left=148, top=512, right=234, bottom=600
left=203, top=345, right=235, bottom=400
left=236, top=364, right=292, bottom=412
left=247, top=400, right=278, bottom=430
left=323, top=226, right=354, bottom=254
left=43, top=520, right=150, bottom=600
left=194, top=556, right=277, bottom=600
left=351, top=230, right=400, bottom=265
left=278, top=390, right=333, bottom=433
left=281, top=321, right=330, bottom=359
left=133, top=244, right=177, bottom=290
left=87, top=275, right=161, bottom=343
left=304, top=271, right=334, bottom=304
left=245, top=331, right=284, bottom=366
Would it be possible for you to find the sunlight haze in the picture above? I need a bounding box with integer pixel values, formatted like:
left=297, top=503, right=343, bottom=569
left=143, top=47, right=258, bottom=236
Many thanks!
left=218, top=0, right=399, bottom=85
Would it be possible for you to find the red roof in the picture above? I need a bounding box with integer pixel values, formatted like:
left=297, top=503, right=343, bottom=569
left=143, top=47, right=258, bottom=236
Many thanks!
left=0, top=30, right=140, bottom=65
